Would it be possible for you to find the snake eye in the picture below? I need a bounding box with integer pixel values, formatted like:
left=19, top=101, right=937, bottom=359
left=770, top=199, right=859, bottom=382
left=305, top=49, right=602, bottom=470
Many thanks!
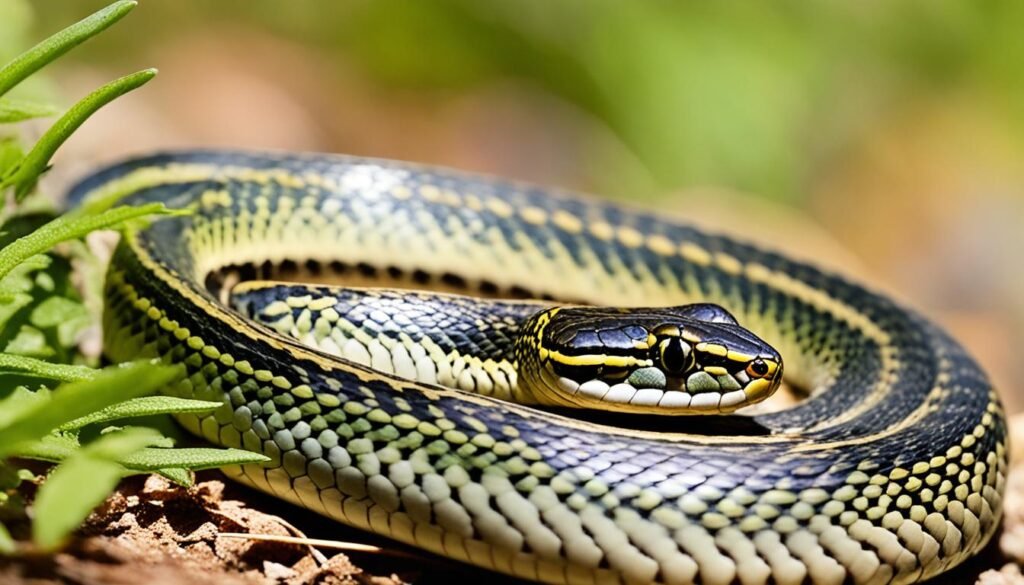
left=746, top=359, right=770, bottom=378
left=659, top=337, right=693, bottom=375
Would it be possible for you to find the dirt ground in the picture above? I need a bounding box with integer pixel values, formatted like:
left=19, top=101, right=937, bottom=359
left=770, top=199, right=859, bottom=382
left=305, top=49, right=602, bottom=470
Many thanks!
left=2, top=416, right=1023, bottom=585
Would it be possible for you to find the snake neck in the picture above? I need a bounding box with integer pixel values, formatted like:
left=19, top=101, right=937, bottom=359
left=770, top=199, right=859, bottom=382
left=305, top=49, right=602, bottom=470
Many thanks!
left=231, top=282, right=551, bottom=404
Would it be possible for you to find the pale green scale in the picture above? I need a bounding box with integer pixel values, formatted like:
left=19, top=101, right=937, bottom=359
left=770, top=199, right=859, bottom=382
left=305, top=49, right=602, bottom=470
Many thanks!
left=686, top=371, right=720, bottom=393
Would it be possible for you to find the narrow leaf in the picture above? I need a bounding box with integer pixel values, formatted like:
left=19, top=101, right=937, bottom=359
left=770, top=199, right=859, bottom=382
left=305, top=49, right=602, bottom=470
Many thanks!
left=0, top=203, right=173, bottom=282
left=2, top=68, right=157, bottom=200
left=0, top=138, right=23, bottom=177
left=8, top=433, right=77, bottom=463
left=0, top=353, right=97, bottom=383
left=4, top=327, right=52, bottom=357
left=0, top=387, right=51, bottom=430
left=0, top=253, right=50, bottom=278
left=13, top=437, right=258, bottom=478
left=0, top=1, right=137, bottom=98
left=29, top=296, right=87, bottom=329
left=0, top=362, right=179, bottom=458
left=0, top=98, right=59, bottom=123
left=32, top=457, right=121, bottom=550
left=33, top=427, right=161, bottom=550
left=0, top=521, right=13, bottom=555
left=59, top=396, right=222, bottom=430
left=154, top=468, right=193, bottom=487
left=118, top=447, right=270, bottom=471
left=82, top=426, right=163, bottom=459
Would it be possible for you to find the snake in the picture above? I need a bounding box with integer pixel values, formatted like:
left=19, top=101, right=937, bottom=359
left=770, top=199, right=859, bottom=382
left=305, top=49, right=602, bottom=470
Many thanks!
left=70, top=150, right=1007, bottom=585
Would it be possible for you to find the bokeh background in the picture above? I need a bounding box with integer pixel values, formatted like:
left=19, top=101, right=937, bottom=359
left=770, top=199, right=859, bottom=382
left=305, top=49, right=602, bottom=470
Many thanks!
left=3, top=0, right=1022, bottom=410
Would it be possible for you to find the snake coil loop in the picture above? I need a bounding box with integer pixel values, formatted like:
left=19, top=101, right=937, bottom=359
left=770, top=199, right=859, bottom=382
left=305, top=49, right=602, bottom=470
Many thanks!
left=74, top=150, right=1007, bottom=585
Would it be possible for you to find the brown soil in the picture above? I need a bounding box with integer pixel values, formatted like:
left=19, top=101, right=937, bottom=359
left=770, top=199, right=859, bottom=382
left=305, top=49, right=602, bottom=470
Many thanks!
left=0, top=474, right=418, bottom=585
left=2, top=416, right=1024, bottom=585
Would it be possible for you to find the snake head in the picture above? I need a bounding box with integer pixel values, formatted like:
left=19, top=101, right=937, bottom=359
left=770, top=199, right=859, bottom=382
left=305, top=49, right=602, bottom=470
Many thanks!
left=517, top=304, right=783, bottom=414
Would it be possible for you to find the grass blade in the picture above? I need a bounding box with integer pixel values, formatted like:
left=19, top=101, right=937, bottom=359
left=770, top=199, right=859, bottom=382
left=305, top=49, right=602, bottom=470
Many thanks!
left=8, top=433, right=77, bottom=463
left=155, top=467, right=194, bottom=487
left=0, top=138, right=24, bottom=176
left=32, top=457, right=122, bottom=550
left=0, top=98, right=59, bottom=123
left=0, top=387, right=51, bottom=431
left=81, top=427, right=164, bottom=459
left=0, top=362, right=179, bottom=458
left=0, top=1, right=137, bottom=98
left=0, top=353, right=97, bottom=383
left=32, top=427, right=160, bottom=551
left=118, top=447, right=270, bottom=471
left=0, top=203, right=173, bottom=281
left=0, top=521, right=13, bottom=554
left=2, top=69, right=157, bottom=200
left=58, top=396, right=223, bottom=430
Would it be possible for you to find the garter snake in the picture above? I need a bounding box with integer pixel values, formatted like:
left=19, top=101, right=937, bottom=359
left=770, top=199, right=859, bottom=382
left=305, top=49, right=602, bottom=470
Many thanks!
left=71, top=150, right=1007, bottom=585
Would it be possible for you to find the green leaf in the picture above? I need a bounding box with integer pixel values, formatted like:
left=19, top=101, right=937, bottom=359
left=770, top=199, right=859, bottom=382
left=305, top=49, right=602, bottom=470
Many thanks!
left=8, top=432, right=76, bottom=463
left=0, top=212, right=61, bottom=249
left=82, top=426, right=164, bottom=459
left=58, top=396, right=222, bottom=431
left=0, top=353, right=96, bottom=383
left=55, top=312, right=91, bottom=350
left=2, top=68, right=157, bottom=200
left=155, top=467, right=193, bottom=487
left=0, top=291, right=32, bottom=330
left=0, top=98, right=59, bottom=123
left=118, top=447, right=270, bottom=471
left=32, top=427, right=158, bottom=551
left=0, top=521, right=13, bottom=555
left=12, top=430, right=262, bottom=476
left=0, top=362, right=179, bottom=458
left=0, top=203, right=174, bottom=282
left=1, top=254, right=51, bottom=281
left=29, top=296, right=86, bottom=329
left=0, top=138, right=23, bottom=178
left=0, top=256, right=49, bottom=303
left=3, top=327, right=51, bottom=358
left=0, top=1, right=137, bottom=98
left=0, top=469, right=17, bottom=491
left=0, top=467, right=36, bottom=494
left=0, top=386, right=50, bottom=429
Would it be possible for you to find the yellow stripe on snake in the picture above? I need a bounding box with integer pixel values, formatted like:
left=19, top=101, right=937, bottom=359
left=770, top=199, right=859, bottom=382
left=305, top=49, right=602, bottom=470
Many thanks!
left=71, top=151, right=1007, bottom=585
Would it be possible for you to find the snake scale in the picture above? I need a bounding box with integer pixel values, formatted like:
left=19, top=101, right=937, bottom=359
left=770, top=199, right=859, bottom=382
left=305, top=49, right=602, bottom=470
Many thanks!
left=71, top=150, right=1007, bottom=585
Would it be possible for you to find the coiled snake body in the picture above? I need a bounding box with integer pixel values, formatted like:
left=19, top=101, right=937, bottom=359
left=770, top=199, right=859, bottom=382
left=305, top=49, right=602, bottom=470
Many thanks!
left=72, top=151, right=1007, bottom=584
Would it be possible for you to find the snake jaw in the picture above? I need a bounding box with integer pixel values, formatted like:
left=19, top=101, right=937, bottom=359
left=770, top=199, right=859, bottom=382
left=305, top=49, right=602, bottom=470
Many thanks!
left=529, top=349, right=784, bottom=415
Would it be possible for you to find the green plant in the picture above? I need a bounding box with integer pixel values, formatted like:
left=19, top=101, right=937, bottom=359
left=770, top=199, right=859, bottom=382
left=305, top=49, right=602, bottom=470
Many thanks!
left=0, top=1, right=268, bottom=554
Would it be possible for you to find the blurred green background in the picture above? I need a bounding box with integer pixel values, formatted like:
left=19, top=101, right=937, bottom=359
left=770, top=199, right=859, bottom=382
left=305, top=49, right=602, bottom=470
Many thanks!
left=3, top=0, right=1022, bottom=410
